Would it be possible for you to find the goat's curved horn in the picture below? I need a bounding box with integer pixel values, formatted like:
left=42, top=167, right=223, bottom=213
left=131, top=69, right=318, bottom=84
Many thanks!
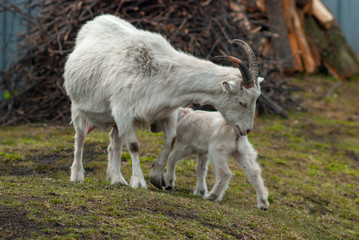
left=215, top=56, right=254, bottom=89
left=233, top=39, right=258, bottom=86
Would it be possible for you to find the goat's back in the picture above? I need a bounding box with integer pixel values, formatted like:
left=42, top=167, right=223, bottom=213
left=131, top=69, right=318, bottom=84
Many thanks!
left=63, top=14, right=183, bottom=126
left=64, top=14, right=173, bottom=99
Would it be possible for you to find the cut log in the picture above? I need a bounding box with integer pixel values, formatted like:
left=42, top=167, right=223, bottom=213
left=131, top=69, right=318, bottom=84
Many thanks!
left=292, top=8, right=316, bottom=73
left=296, top=0, right=313, bottom=14
left=324, top=22, right=359, bottom=75
left=266, top=0, right=299, bottom=73
left=312, top=0, right=334, bottom=29
left=306, top=34, right=321, bottom=68
left=284, top=0, right=304, bottom=72
left=296, top=0, right=313, bottom=9
left=304, top=16, right=355, bottom=79
left=287, top=33, right=304, bottom=71
left=282, top=0, right=316, bottom=73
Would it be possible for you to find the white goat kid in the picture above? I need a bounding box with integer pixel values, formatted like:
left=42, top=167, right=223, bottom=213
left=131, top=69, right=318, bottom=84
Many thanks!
left=164, top=108, right=269, bottom=210
left=64, top=14, right=261, bottom=189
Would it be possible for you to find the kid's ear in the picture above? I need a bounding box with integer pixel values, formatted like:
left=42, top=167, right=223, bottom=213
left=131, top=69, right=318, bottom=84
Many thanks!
left=221, top=80, right=236, bottom=94
left=258, top=77, right=264, bottom=84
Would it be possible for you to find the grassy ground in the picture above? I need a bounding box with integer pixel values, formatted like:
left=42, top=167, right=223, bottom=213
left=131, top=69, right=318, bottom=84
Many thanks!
left=0, top=75, right=358, bottom=239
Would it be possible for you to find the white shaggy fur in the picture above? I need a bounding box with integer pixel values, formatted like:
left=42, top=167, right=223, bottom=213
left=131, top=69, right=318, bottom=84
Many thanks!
left=163, top=108, right=269, bottom=210
left=63, top=14, right=262, bottom=189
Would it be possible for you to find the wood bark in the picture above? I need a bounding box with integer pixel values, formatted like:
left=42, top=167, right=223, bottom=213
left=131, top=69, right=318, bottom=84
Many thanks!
left=284, top=0, right=303, bottom=72
left=266, top=0, right=297, bottom=73
left=266, top=0, right=358, bottom=78
left=296, top=0, right=313, bottom=14
left=292, top=8, right=316, bottom=73
left=304, top=16, right=359, bottom=79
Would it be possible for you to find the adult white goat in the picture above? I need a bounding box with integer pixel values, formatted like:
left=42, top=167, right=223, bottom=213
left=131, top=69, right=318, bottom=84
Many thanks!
left=161, top=108, right=269, bottom=210
left=63, top=14, right=262, bottom=189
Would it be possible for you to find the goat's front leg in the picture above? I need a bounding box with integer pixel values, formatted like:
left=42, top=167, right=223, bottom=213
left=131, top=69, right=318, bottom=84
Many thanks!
left=125, top=128, right=147, bottom=189
left=112, top=114, right=146, bottom=189
left=234, top=137, right=269, bottom=210
left=107, top=127, right=128, bottom=186
left=204, top=149, right=232, bottom=201
left=150, top=114, right=177, bottom=189
left=70, top=111, right=86, bottom=182
left=194, top=153, right=209, bottom=197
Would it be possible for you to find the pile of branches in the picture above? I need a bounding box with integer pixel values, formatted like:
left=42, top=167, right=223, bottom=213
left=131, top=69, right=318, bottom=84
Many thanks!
left=0, top=0, right=301, bottom=126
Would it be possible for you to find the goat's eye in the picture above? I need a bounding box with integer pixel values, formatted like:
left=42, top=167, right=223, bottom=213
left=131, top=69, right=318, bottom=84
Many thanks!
left=239, top=102, right=247, bottom=108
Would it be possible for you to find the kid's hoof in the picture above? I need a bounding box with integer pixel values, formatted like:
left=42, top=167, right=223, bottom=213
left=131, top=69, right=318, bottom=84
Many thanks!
left=257, top=198, right=269, bottom=210
left=204, top=193, right=218, bottom=201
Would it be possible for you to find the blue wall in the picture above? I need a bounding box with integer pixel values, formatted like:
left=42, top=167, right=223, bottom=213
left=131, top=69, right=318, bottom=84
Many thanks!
left=0, top=9, right=27, bottom=71
left=322, top=0, right=359, bottom=54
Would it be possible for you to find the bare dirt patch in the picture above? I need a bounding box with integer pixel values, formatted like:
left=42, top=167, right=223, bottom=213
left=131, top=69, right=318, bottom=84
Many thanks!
left=0, top=205, right=43, bottom=239
left=0, top=143, right=104, bottom=177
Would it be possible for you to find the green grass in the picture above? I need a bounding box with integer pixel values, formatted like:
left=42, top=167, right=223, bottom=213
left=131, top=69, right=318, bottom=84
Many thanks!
left=1, top=75, right=359, bottom=239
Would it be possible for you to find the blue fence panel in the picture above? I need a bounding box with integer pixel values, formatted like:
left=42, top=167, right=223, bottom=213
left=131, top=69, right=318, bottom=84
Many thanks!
left=0, top=1, right=33, bottom=100
left=322, top=0, right=359, bottom=54
left=0, top=10, right=26, bottom=71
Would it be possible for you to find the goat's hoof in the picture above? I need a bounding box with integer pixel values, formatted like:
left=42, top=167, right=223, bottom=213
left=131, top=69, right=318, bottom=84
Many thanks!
left=194, top=189, right=206, bottom=197
left=149, top=171, right=163, bottom=189
left=204, top=193, right=218, bottom=201
left=163, top=176, right=175, bottom=190
left=70, top=177, right=84, bottom=183
left=150, top=176, right=163, bottom=189
left=161, top=176, right=166, bottom=187
left=70, top=169, right=85, bottom=182
left=110, top=175, right=128, bottom=186
left=257, top=198, right=269, bottom=210
left=130, top=181, right=147, bottom=189
left=130, top=176, right=147, bottom=189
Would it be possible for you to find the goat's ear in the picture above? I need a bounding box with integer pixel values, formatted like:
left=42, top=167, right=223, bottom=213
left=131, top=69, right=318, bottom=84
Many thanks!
left=221, top=81, right=236, bottom=94
left=258, top=77, right=264, bottom=85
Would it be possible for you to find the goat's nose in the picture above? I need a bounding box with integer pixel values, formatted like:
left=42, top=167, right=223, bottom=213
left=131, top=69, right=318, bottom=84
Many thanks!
left=247, top=129, right=252, bottom=134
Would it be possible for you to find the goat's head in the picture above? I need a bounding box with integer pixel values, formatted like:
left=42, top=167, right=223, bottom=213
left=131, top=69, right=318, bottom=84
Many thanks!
left=215, top=40, right=264, bottom=136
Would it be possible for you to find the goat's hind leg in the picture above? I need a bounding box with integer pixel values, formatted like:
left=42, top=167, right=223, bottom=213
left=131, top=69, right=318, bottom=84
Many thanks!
left=194, top=153, right=209, bottom=197
left=70, top=111, right=86, bottom=182
left=234, top=138, right=269, bottom=210
left=107, top=127, right=128, bottom=186
left=204, top=150, right=232, bottom=201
